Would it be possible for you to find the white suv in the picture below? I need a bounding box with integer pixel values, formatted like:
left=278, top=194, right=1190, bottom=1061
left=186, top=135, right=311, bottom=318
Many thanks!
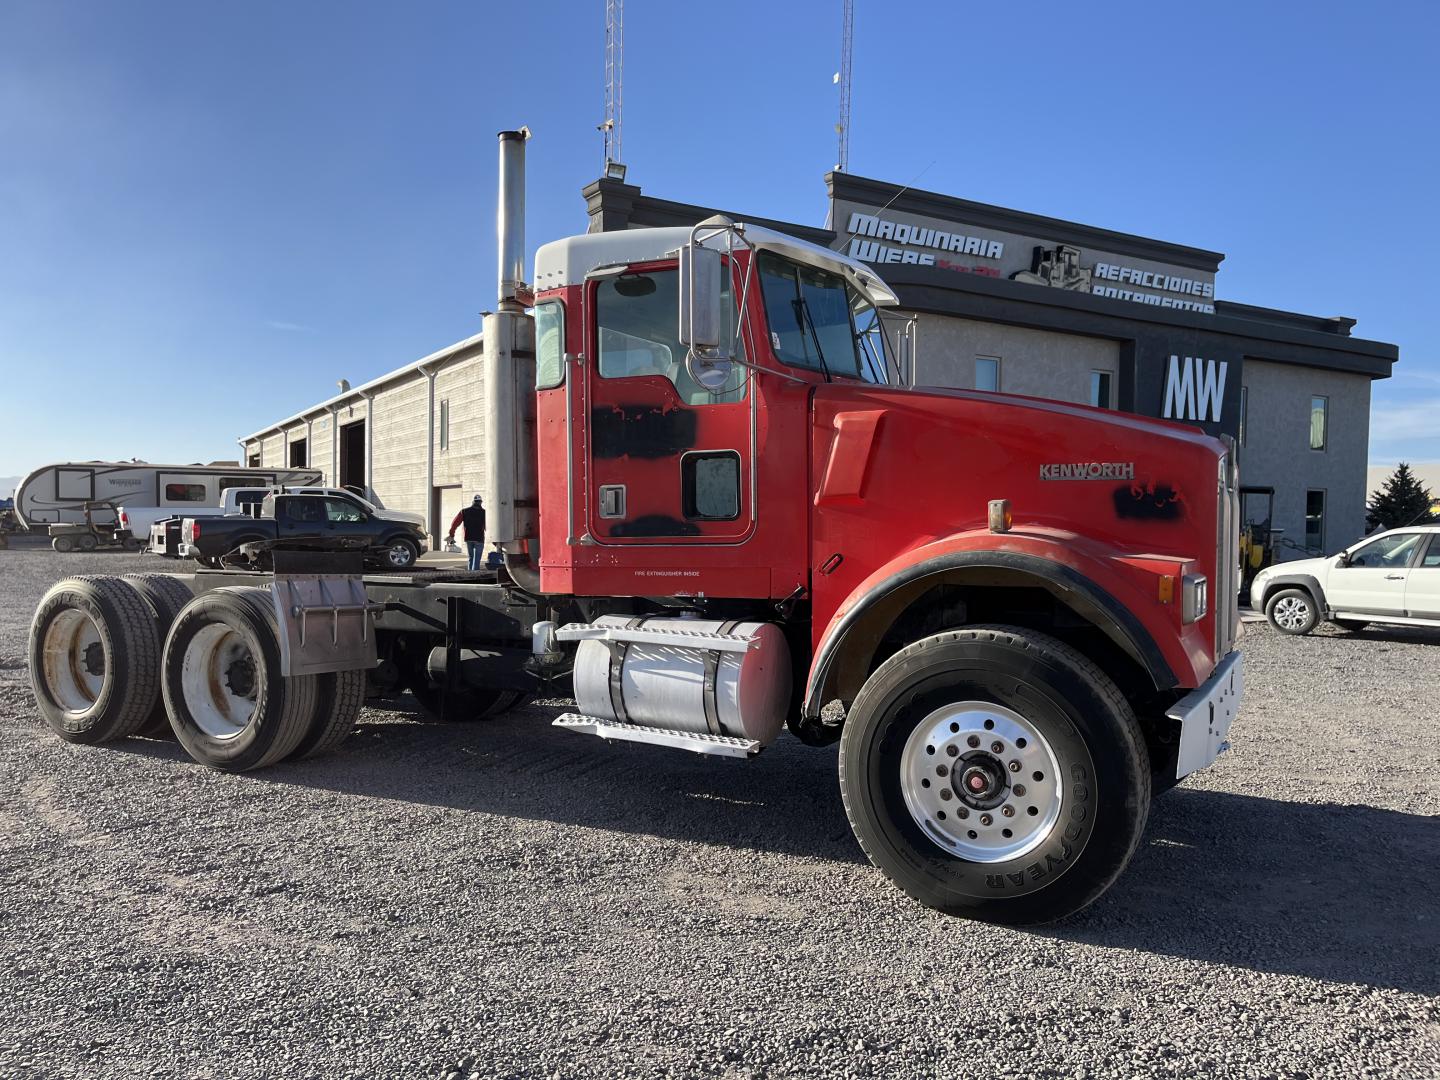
left=1249, top=525, right=1440, bottom=634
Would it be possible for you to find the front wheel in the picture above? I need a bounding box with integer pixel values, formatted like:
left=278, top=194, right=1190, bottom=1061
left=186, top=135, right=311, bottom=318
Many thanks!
left=381, top=538, right=419, bottom=570
left=839, top=626, right=1150, bottom=925
left=1265, top=588, right=1319, bottom=635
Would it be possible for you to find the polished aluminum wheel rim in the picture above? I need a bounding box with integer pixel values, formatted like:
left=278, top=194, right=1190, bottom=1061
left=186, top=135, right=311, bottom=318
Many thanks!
left=41, top=609, right=104, bottom=714
left=180, top=623, right=259, bottom=739
left=387, top=543, right=412, bottom=567
left=900, top=701, right=1064, bottom=863
left=1272, top=595, right=1310, bottom=630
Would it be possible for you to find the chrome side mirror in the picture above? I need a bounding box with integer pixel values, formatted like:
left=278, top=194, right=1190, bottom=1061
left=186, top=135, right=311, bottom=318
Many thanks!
left=678, top=242, right=723, bottom=352
left=678, top=241, right=735, bottom=392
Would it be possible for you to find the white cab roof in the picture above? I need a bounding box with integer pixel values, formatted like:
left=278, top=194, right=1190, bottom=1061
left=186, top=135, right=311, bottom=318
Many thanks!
left=533, top=218, right=900, bottom=308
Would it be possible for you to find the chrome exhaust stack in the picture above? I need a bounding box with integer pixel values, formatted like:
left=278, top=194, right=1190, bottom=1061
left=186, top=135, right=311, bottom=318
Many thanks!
left=483, top=128, right=540, bottom=589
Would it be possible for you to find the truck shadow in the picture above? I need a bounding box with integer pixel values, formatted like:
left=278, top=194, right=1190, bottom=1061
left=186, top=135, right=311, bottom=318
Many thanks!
left=123, top=699, right=1440, bottom=995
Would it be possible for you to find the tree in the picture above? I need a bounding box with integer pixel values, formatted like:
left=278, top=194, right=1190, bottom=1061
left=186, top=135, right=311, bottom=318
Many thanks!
left=1366, top=462, right=1437, bottom=531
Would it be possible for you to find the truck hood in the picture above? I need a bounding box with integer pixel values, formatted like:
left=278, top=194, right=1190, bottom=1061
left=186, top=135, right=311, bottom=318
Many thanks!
left=810, top=381, right=1229, bottom=557
left=375, top=509, right=425, bottom=527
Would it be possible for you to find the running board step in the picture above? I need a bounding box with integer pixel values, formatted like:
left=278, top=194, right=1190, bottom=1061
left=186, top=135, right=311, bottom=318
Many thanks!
left=552, top=713, right=761, bottom=759
left=554, top=623, right=755, bottom=653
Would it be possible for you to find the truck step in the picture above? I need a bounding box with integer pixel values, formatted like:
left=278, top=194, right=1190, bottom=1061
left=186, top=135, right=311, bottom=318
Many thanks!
left=552, top=713, right=761, bottom=759
left=554, top=622, right=756, bottom=653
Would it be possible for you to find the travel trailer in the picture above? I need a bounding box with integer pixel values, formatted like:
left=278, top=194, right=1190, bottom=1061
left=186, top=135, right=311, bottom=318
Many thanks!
left=13, top=462, right=322, bottom=539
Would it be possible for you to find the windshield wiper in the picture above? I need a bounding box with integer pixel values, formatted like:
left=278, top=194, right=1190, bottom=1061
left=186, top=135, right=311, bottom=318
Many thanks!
left=793, top=294, right=833, bottom=382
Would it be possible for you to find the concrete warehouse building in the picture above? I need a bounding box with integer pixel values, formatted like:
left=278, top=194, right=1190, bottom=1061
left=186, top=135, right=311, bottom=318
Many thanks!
left=243, top=172, right=1398, bottom=558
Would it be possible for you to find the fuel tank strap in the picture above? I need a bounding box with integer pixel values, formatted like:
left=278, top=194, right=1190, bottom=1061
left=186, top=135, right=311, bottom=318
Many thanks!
left=701, top=620, right=742, bottom=737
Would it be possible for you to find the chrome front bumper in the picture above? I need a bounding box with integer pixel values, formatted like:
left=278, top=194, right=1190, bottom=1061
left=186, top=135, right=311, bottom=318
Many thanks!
left=1165, top=650, right=1243, bottom=779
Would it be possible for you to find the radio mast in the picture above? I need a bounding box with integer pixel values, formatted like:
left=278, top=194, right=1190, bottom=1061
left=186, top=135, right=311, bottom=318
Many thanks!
left=602, top=0, right=624, bottom=176
left=835, top=0, right=853, bottom=173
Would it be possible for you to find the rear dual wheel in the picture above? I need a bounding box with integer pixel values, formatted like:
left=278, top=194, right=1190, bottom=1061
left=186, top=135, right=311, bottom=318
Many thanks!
left=29, top=576, right=163, bottom=743
left=162, top=587, right=362, bottom=771
left=839, top=626, right=1150, bottom=925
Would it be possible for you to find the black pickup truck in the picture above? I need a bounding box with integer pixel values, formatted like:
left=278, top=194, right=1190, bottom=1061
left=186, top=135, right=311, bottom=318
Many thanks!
left=181, top=493, right=429, bottom=570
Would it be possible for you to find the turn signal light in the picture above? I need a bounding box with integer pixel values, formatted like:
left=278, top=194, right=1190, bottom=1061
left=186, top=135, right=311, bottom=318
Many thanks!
left=1158, top=575, right=1175, bottom=604
left=988, top=499, right=1012, bottom=533
left=190, top=520, right=201, bottom=543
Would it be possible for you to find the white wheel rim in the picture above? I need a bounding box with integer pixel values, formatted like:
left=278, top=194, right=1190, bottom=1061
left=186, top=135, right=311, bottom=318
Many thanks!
left=1273, top=596, right=1309, bottom=630
left=41, top=608, right=105, bottom=714
left=899, top=701, right=1064, bottom=864
left=180, top=622, right=261, bottom=739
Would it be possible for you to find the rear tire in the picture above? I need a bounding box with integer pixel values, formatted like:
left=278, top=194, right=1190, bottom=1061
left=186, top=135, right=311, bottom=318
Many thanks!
left=409, top=679, right=527, bottom=722
left=122, top=574, right=197, bottom=737
left=290, top=669, right=365, bottom=759
left=53, top=536, right=75, bottom=553
left=1265, top=588, right=1319, bottom=635
left=28, top=576, right=162, bottom=744
left=839, top=625, right=1150, bottom=925
left=162, top=586, right=317, bottom=772
left=76, top=533, right=98, bottom=552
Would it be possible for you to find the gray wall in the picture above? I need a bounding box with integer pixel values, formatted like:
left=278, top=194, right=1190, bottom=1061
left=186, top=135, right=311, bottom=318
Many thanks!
left=908, top=314, right=1121, bottom=404
left=1239, top=359, right=1372, bottom=559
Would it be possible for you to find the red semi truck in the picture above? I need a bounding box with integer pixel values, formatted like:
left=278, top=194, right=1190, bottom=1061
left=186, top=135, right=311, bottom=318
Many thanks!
left=28, top=130, right=1241, bottom=924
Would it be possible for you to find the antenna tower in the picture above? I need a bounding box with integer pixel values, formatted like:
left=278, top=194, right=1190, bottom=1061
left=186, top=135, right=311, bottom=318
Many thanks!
left=835, top=0, right=853, bottom=173
left=602, top=0, right=624, bottom=172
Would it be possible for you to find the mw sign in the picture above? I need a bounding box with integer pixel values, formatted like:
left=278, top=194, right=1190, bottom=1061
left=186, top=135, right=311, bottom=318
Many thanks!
left=1163, top=355, right=1227, bottom=423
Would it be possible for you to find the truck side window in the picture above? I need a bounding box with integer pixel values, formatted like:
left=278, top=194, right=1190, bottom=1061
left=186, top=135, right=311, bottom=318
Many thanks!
left=286, top=499, right=323, bottom=523
left=682, top=451, right=740, bottom=520
left=596, top=269, right=744, bottom=405
left=322, top=498, right=364, bottom=523
left=535, top=301, right=565, bottom=390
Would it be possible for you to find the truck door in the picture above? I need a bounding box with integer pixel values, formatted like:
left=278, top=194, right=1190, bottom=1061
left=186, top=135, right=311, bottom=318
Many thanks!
left=1325, top=531, right=1424, bottom=614
left=583, top=265, right=754, bottom=545
left=1405, top=535, right=1440, bottom=619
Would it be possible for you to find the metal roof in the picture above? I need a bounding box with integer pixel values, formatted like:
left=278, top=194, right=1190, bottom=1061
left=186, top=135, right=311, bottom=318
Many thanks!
left=239, top=331, right=483, bottom=443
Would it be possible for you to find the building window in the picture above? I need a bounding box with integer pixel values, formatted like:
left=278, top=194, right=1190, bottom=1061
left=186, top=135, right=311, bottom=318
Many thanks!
left=439, top=399, right=450, bottom=452
left=1310, top=395, right=1328, bottom=451
left=1239, top=386, right=1248, bottom=447
left=247, top=453, right=261, bottom=468
left=1089, top=370, right=1113, bottom=408
left=1305, top=490, right=1325, bottom=552
left=975, top=356, right=1000, bottom=392
left=289, top=438, right=308, bottom=468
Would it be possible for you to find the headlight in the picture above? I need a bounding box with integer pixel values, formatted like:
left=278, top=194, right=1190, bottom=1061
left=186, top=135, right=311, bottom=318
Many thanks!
left=1182, top=574, right=1208, bottom=624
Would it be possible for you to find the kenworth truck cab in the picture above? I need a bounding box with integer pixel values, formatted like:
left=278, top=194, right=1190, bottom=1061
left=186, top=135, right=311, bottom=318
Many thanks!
left=27, top=130, right=1242, bottom=924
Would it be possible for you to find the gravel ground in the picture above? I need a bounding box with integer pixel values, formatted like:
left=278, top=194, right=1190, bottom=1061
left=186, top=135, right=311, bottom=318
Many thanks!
left=1, top=540, right=1437, bottom=1079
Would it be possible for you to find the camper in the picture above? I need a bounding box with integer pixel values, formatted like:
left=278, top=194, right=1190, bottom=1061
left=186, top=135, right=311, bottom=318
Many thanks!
left=13, top=462, right=322, bottom=540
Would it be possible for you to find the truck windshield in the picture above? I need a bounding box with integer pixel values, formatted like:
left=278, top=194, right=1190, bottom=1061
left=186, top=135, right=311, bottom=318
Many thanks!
left=757, top=251, right=889, bottom=383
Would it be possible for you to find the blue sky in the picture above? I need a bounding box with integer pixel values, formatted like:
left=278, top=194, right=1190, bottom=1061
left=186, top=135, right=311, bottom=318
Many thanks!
left=2, top=0, right=1437, bottom=485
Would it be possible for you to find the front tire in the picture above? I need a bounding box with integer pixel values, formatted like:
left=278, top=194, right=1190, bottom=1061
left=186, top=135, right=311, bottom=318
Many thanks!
left=1265, top=588, right=1319, bottom=635
left=839, top=626, right=1150, bottom=925
left=381, top=538, right=419, bottom=570
left=53, top=536, right=75, bottom=553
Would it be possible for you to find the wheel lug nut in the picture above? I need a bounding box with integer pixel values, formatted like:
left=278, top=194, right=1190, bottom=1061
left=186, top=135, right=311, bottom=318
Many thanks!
left=1013, top=784, right=1026, bottom=797
left=939, top=789, right=952, bottom=801
left=967, top=735, right=980, bottom=748
left=936, top=764, right=948, bottom=777
left=957, top=808, right=969, bottom=819
left=1001, top=805, right=1015, bottom=817
left=946, top=744, right=959, bottom=757
left=991, top=741, right=1004, bottom=754
left=979, top=814, right=993, bottom=827
left=1008, top=759, right=1021, bottom=772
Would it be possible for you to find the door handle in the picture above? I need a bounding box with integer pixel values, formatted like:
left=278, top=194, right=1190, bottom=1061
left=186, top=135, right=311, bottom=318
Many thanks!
left=1385, top=574, right=1405, bottom=580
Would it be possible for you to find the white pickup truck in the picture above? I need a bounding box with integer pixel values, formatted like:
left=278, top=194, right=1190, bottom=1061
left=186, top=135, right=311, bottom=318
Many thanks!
left=148, top=486, right=425, bottom=562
